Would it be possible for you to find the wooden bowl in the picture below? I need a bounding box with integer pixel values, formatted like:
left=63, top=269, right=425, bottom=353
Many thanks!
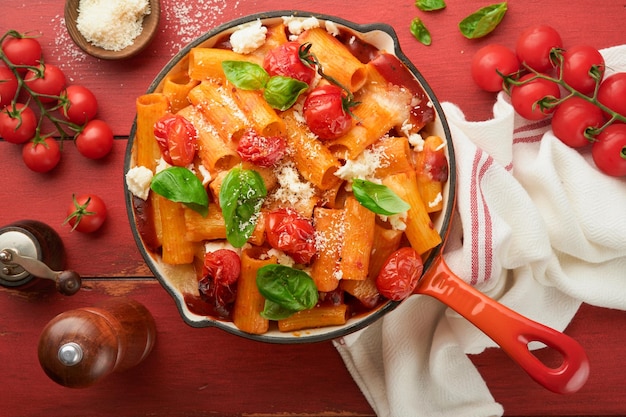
left=64, top=0, right=160, bottom=60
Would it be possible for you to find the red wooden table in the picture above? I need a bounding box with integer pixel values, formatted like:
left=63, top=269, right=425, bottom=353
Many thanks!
left=1, top=1, right=625, bottom=416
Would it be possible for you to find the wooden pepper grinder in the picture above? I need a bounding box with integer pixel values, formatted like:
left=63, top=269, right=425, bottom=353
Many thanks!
left=37, top=298, right=156, bottom=388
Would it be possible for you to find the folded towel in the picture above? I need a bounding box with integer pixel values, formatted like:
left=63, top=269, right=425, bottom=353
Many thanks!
left=334, top=45, right=626, bottom=417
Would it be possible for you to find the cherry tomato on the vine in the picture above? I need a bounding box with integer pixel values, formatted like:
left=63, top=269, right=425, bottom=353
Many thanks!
left=515, top=25, right=563, bottom=73
left=592, top=123, right=626, bottom=177
left=0, top=103, right=37, bottom=144
left=75, top=119, right=113, bottom=159
left=263, top=41, right=317, bottom=86
left=597, top=72, right=626, bottom=119
left=1, top=36, right=42, bottom=71
left=64, top=194, right=107, bottom=233
left=303, top=84, right=353, bottom=140
left=22, top=137, right=61, bottom=173
left=376, top=247, right=423, bottom=301
left=0, top=66, right=18, bottom=108
left=61, top=85, right=98, bottom=124
left=265, top=208, right=316, bottom=265
left=153, top=113, right=197, bottom=166
left=471, top=44, right=520, bottom=92
left=560, top=45, right=605, bottom=95
left=236, top=128, right=286, bottom=167
left=24, top=64, right=66, bottom=103
left=551, top=97, right=604, bottom=148
left=202, top=249, right=241, bottom=286
left=510, top=73, right=561, bottom=121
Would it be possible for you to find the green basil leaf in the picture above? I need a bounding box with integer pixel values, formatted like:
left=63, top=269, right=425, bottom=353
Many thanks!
left=415, top=0, right=446, bottom=11
left=264, top=76, right=309, bottom=110
left=410, top=18, right=432, bottom=46
left=219, top=167, right=267, bottom=248
left=222, top=60, right=269, bottom=90
left=459, top=2, right=508, bottom=39
left=352, top=179, right=410, bottom=215
left=150, top=166, right=209, bottom=216
left=257, top=264, right=319, bottom=318
left=260, top=299, right=298, bottom=321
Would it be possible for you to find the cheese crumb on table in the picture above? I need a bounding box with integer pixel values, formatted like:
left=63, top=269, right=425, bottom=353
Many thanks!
left=76, top=0, right=151, bottom=51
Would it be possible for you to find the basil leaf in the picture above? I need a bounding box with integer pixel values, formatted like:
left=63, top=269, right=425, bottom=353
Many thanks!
left=264, top=76, right=309, bottom=111
left=415, top=0, right=446, bottom=11
left=352, top=179, right=410, bottom=215
left=410, top=18, right=432, bottom=46
left=150, top=166, right=209, bottom=216
left=260, top=299, right=298, bottom=321
left=219, top=167, right=267, bottom=247
left=222, top=61, right=269, bottom=90
left=256, top=264, right=319, bottom=319
left=459, top=2, right=508, bottom=39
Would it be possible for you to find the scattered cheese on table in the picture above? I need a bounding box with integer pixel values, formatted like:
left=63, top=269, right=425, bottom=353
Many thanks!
left=76, top=0, right=151, bottom=51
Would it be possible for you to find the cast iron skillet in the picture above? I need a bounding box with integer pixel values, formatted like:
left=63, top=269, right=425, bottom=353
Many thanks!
left=124, top=10, right=589, bottom=395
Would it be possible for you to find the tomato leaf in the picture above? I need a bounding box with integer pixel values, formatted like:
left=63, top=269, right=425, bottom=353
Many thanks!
left=222, top=61, right=269, bottom=90
left=410, top=18, right=432, bottom=46
left=256, top=264, right=319, bottom=320
left=264, top=76, right=309, bottom=110
left=415, top=0, right=446, bottom=11
left=150, top=166, right=209, bottom=216
left=459, top=2, right=508, bottom=39
left=219, top=167, right=267, bottom=247
left=352, top=179, right=411, bottom=215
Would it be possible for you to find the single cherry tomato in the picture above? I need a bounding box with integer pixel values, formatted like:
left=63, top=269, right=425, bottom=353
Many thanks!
left=510, top=73, right=561, bottom=121
left=24, top=64, right=66, bottom=103
left=75, top=119, right=113, bottom=159
left=551, top=97, right=605, bottom=148
left=597, top=72, right=626, bottom=119
left=153, top=113, right=197, bottom=166
left=22, top=137, right=61, bottom=173
left=64, top=194, right=107, bottom=233
left=263, top=41, right=316, bottom=86
left=515, top=25, right=563, bottom=73
left=202, top=249, right=241, bottom=286
left=560, top=45, right=605, bottom=95
left=592, top=124, right=626, bottom=177
left=61, top=85, right=98, bottom=124
left=303, top=84, right=353, bottom=140
left=471, top=44, right=520, bottom=92
left=376, top=247, right=423, bottom=301
left=1, top=35, right=42, bottom=71
left=0, top=66, right=19, bottom=108
left=265, top=208, right=316, bottom=264
left=236, top=128, right=286, bottom=167
left=198, top=273, right=237, bottom=319
left=0, top=103, right=37, bottom=144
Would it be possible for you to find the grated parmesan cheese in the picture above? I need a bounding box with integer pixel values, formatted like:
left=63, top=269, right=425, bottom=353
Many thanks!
left=271, top=161, right=316, bottom=208
left=76, top=0, right=151, bottom=51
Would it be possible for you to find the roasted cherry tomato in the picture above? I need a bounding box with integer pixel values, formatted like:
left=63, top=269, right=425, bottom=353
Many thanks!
left=263, top=41, right=316, bottom=86
left=471, top=44, right=520, bottom=92
left=0, top=66, right=19, bottom=108
left=202, top=249, right=241, bottom=286
left=560, top=45, right=605, bottom=95
left=510, top=73, right=561, bottom=120
left=236, top=128, right=286, bottom=167
left=551, top=97, right=605, bottom=148
left=22, top=137, right=61, bottom=173
left=75, top=119, right=114, bottom=159
left=592, top=123, right=626, bottom=177
left=265, top=208, right=316, bottom=264
left=64, top=194, right=108, bottom=233
left=597, top=72, right=626, bottom=119
left=154, top=113, right=197, bottom=166
left=376, top=247, right=423, bottom=301
left=303, top=84, right=353, bottom=140
left=61, top=85, right=98, bottom=124
left=0, top=103, right=37, bottom=144
left=515, top=25, right=563, bottom=73
left=24, top=64, right=66, bottom=103
left=1, top=35, right=42, bottom=70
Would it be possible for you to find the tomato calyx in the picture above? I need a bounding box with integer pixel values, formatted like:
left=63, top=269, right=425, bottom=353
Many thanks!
left=63, top=194, right=97, bottom=232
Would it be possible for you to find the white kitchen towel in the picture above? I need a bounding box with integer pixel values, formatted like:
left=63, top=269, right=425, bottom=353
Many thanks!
left=334, top=45, right=626, bottom=417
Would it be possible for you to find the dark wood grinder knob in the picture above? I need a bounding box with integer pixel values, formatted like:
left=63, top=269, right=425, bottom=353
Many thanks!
left=37, top=298, right=156, bottom=388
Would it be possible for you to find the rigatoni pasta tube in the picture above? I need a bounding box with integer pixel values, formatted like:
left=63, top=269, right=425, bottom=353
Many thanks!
left=415, top=135, right=446, bottom=213
left=310, top=208, right=344, bottom=292
left=278, top=304, right=348, bottom=332
left=135, top=93, right=169, bottom=171
left=339, top=196, right=376, bottom=281
left=232, top=248, right=272, bottom=334
left=162, top=71, right=199, bottom=114
left=158, top=196, right=196, bottom=265
left=188, top=47, right=261, bottom=81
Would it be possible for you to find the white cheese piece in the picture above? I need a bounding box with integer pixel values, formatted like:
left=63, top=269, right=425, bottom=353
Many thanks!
left=229, top=19, right=267, bottom=54
left=282, top=16, right=321, bottom=39
left=271, top=161, right=316, bottom=208
left=264, top=249, right=296, bottom=268
left=125, top=165, right=153, bottom=200
left=324, top=21, right=340, bottom=37
left=428, top=192, right=443, bottom=208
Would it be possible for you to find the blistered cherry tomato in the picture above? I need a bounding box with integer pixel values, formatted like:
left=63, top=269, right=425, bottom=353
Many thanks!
left=303, top=84, right=353, bottom=140
left=471, top=44, right=520, bottom=92
left=22, top=137, right=61, bottom=173
left=515, top=25, right=563, bottom=73
left=0, top=66, right=18, bottom=108
left=64, top=194, right=107, bottom=233
left=153, top=113, right=197, bottom=166
left=1, top=36, right=42, bottom=70
left=0, top=103, right=37, bottom=144
left=24, top=64, right=66, bottom=103
left=61, top=85, right=98, bottom=124
left=560, top=45, right=605, bottom=95
left=265, top=208, right=316, bottom=264
left=263, top=41, right=316, bottom=86
left=592, top=123, right=626, bottom=177
left=75, top=120, right=113, bottom=159
left=510, top=73, right=561, bottom=120
left=551, top=97, right=604, bottom=148
left=203, top=249, right=241, bottom=286
left=376, top=247, right=423, bottom=301
left=597, top=72, right=626, bottom=119
left=236, top=128, right=286, bottom=167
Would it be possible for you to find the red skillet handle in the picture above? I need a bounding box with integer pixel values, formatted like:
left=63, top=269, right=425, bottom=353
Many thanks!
left=417, top=256, right=589, bottom=394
